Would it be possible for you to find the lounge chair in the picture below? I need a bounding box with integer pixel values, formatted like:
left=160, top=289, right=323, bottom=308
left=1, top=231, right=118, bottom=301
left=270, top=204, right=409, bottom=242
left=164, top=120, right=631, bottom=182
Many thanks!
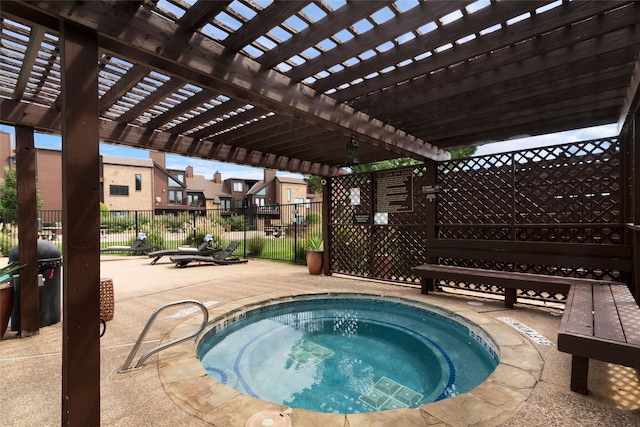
left=148, top=234, right=220, bottom=265
left=100, top=232, right=157, bottom=254
left=170, top=241, right=247, bottom=267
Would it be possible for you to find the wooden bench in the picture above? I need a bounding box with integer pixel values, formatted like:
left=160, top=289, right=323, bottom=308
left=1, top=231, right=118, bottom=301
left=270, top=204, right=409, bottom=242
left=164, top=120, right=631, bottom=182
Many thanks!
left=412, top=239, right=632, bottom=308
left=558, top=282, right=640, bottom=394
left=412, top=238, right=638, bottom=395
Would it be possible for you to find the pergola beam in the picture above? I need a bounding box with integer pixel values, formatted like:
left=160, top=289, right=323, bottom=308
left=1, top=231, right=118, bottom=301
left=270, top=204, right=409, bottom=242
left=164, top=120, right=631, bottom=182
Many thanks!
left=2, top=0, right=448, bottom=162
left=0, top=99, right=342, bottom=176
left=618, top=53, right=640, bottom=130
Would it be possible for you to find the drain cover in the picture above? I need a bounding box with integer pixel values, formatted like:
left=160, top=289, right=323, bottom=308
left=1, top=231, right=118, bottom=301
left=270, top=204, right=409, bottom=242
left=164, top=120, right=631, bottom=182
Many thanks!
left=245, top=410, right=292, bottom=427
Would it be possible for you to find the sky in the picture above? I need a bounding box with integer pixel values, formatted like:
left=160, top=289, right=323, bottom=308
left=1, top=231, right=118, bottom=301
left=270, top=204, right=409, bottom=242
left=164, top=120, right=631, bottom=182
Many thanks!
left=0, top=123, right=619, bottom=180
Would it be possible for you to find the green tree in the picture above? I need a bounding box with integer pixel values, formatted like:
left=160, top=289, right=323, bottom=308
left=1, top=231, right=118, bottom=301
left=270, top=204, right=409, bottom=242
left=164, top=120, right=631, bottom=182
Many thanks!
left=303, top=175, right=323, bottom=193
left=0, top=167, right=44, bottom=211
left=450, top=146, right=477, bottom=159
left=347, top=147, right=477, bottom=174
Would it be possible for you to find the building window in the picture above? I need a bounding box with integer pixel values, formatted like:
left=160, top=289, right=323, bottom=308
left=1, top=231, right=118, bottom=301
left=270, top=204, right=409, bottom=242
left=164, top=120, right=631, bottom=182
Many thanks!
left=287, top=188, right=291, bottom=201
left=235, top=199, right=244, bottom=208
left=168, top=190, right=183, bottom=204
left=109, top=185, right=129, bottom=196
left=221, top=199, right=230, bottom=210
left=188, top=194, right=204, bottom=207
left=233, top=182, right=243, bottom=192
left=168, top=173, right=184, bottom=187
left=135, top=174, right=142, bottom=191
left=256, top=197, right=265, bottom=206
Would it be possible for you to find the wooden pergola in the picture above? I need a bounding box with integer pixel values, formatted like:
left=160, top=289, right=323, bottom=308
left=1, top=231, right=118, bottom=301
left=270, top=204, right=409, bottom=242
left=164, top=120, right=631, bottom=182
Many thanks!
left=1, top=1, right=639, bottom=425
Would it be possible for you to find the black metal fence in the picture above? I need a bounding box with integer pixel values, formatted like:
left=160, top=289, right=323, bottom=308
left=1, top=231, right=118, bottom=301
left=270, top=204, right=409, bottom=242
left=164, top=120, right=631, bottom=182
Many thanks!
left=0, top=202, right=323, bottom=265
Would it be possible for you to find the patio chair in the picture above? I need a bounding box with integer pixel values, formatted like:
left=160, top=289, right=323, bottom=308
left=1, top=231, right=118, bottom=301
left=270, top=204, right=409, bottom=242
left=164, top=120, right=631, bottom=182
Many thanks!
left=170, top=241, right=247, bottom=268
left=148, top=234, right=221, bottom=264
left=100, top=232, right=157, bottom=254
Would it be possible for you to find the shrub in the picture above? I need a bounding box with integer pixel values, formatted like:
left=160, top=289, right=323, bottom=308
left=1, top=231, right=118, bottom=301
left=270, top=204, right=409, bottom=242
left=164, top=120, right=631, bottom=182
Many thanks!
left=0, top=234, right=16, bottom=256
left=228, top=215, right=245, bottom=231
left=100, top=212, right=135, bottom=233
left=306, top=212, right=321, bottom=224
left=139, top=230, right=165, bottom=252
left=183, top=229, right=221, bottom=248
left=156, top=213, right=190, bottom=231
left=246, top=236, right=263, bottom=256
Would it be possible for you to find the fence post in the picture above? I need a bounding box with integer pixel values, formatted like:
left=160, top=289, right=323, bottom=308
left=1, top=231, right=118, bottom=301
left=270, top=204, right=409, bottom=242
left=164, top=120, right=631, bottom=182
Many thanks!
left=243, top=201, right=247, bottom=258
left=135, top=210, right=139, bottom=235
left=192, top=211, right=197, bottom=240
left=293, top=204, right=299, bottom=263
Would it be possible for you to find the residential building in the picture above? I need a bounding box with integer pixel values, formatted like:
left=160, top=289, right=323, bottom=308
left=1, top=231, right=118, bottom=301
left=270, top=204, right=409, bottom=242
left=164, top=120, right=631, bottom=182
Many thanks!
left=0, top=131, right=15, bottom=180
left=101, top=156, right=154, bottom=212
left=185, top=167, right=227, bottom=213
left=0, top=135, right=319, bottom=220
left=150, top=151, right=188, bottom=214
left=0, top=131, right=63, bottom=211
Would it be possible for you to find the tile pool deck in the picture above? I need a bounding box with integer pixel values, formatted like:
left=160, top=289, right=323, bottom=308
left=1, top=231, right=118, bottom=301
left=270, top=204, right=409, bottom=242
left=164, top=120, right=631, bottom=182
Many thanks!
left=1, top=255, right=639, bottom=426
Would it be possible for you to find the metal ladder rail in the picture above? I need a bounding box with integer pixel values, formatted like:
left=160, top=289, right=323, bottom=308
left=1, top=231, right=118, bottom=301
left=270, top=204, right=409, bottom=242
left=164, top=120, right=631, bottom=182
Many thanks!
left=119, top=299, right=209, bottom=373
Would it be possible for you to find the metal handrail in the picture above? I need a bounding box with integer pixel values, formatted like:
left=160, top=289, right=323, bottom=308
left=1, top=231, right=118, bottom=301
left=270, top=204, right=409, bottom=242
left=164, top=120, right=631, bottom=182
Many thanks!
left=119, top=299, right=209, bottom=373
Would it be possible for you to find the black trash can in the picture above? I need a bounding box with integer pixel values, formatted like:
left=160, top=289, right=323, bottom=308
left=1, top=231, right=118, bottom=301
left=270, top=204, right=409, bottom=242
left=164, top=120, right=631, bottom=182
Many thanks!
left=9, top=240, right=63, bottom=330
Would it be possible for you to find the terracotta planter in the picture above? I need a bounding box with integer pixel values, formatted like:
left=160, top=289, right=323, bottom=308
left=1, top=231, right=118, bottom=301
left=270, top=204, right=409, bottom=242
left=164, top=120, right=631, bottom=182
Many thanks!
left=0, top=285, right=14, bottom=340
left=306, top=250, right=323, bottom=275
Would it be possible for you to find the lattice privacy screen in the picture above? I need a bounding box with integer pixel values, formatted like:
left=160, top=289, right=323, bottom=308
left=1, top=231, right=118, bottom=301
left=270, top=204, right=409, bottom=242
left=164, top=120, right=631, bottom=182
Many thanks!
left=329, top=137, right=626, bottom=303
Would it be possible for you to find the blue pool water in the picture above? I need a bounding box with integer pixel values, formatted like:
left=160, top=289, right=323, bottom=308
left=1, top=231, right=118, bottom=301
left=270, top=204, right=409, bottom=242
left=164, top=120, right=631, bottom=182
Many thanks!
left=197, top=296, right=499, bottom=414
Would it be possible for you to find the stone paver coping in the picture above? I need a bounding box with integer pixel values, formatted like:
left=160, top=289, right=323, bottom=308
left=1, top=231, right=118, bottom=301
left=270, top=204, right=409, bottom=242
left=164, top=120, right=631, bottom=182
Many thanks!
left=159, top=289, right=542, bottom=427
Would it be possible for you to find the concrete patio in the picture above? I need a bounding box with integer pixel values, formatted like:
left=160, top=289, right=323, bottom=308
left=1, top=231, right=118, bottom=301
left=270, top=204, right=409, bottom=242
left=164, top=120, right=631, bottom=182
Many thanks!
left=1, top=255, right=638, bottom=426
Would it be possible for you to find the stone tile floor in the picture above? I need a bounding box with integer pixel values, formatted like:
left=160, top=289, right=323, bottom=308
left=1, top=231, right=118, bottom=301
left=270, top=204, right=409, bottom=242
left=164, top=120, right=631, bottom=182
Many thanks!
left=1, top=256, right=638, bottom=426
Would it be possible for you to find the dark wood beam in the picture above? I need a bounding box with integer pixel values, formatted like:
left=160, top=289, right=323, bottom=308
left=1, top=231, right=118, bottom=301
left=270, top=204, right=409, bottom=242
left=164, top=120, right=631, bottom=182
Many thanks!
left=222, top=1, right=307, bottom=53
left=259, top=1, right=391, bottom=68
left=14, top=125, right=39, bottom=337
left=287, top=0, right=470, bottom=83
left=116, top=77, right=184, bottom=124
left=357, top=39, right=638, bottom=123
left=12, top=26, right=44, bottom=100
left=4, top=1, right=449, bottom=161
left=330, top=1, right=630, bottom=102
left=415, top=92, right=623, bottom=141
left=169, top=98, right=252, bottom=138
left=99, top=64, right=150, bottom=114
left=186, top=105, right=270, bottom=141
left=619, top=54, right=640, bottom=129
left=144, top=88, right=218, bottom=130
left=176, top=0, right=231, bottom=33
left=59, top=20, right=101, bottom=427
left=0, top=99, right=343, bottom=176
left=390, top=66, right=631, bottom=131
left=433, top=109, right=620, bottom=150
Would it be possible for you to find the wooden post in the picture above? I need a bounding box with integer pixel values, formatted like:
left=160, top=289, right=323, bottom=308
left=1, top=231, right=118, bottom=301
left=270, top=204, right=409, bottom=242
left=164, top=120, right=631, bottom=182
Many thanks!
left=14, top=125, right=39, bottom=336
left=424, top=159, right=438, bottom=294
left=322, top=176, right=331, bottom=276
left=60, top=21, right=101, bottom=426
left=632, top=110, right=640, bottom=303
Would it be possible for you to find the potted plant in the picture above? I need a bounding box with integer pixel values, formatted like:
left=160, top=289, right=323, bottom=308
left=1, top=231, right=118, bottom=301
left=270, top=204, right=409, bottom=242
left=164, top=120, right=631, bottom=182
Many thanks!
left=304, top=235, right=324, bottom=275
left=0, top=262, right=25, bottom=340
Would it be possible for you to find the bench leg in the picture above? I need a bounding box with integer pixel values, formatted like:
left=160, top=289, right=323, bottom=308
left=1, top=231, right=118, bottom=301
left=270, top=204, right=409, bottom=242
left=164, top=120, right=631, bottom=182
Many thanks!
left=570, top=355, right=589, bottom=395
left=504, top=288, right=516, bottom=309
left=420, top=278, right=434, bottom=294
